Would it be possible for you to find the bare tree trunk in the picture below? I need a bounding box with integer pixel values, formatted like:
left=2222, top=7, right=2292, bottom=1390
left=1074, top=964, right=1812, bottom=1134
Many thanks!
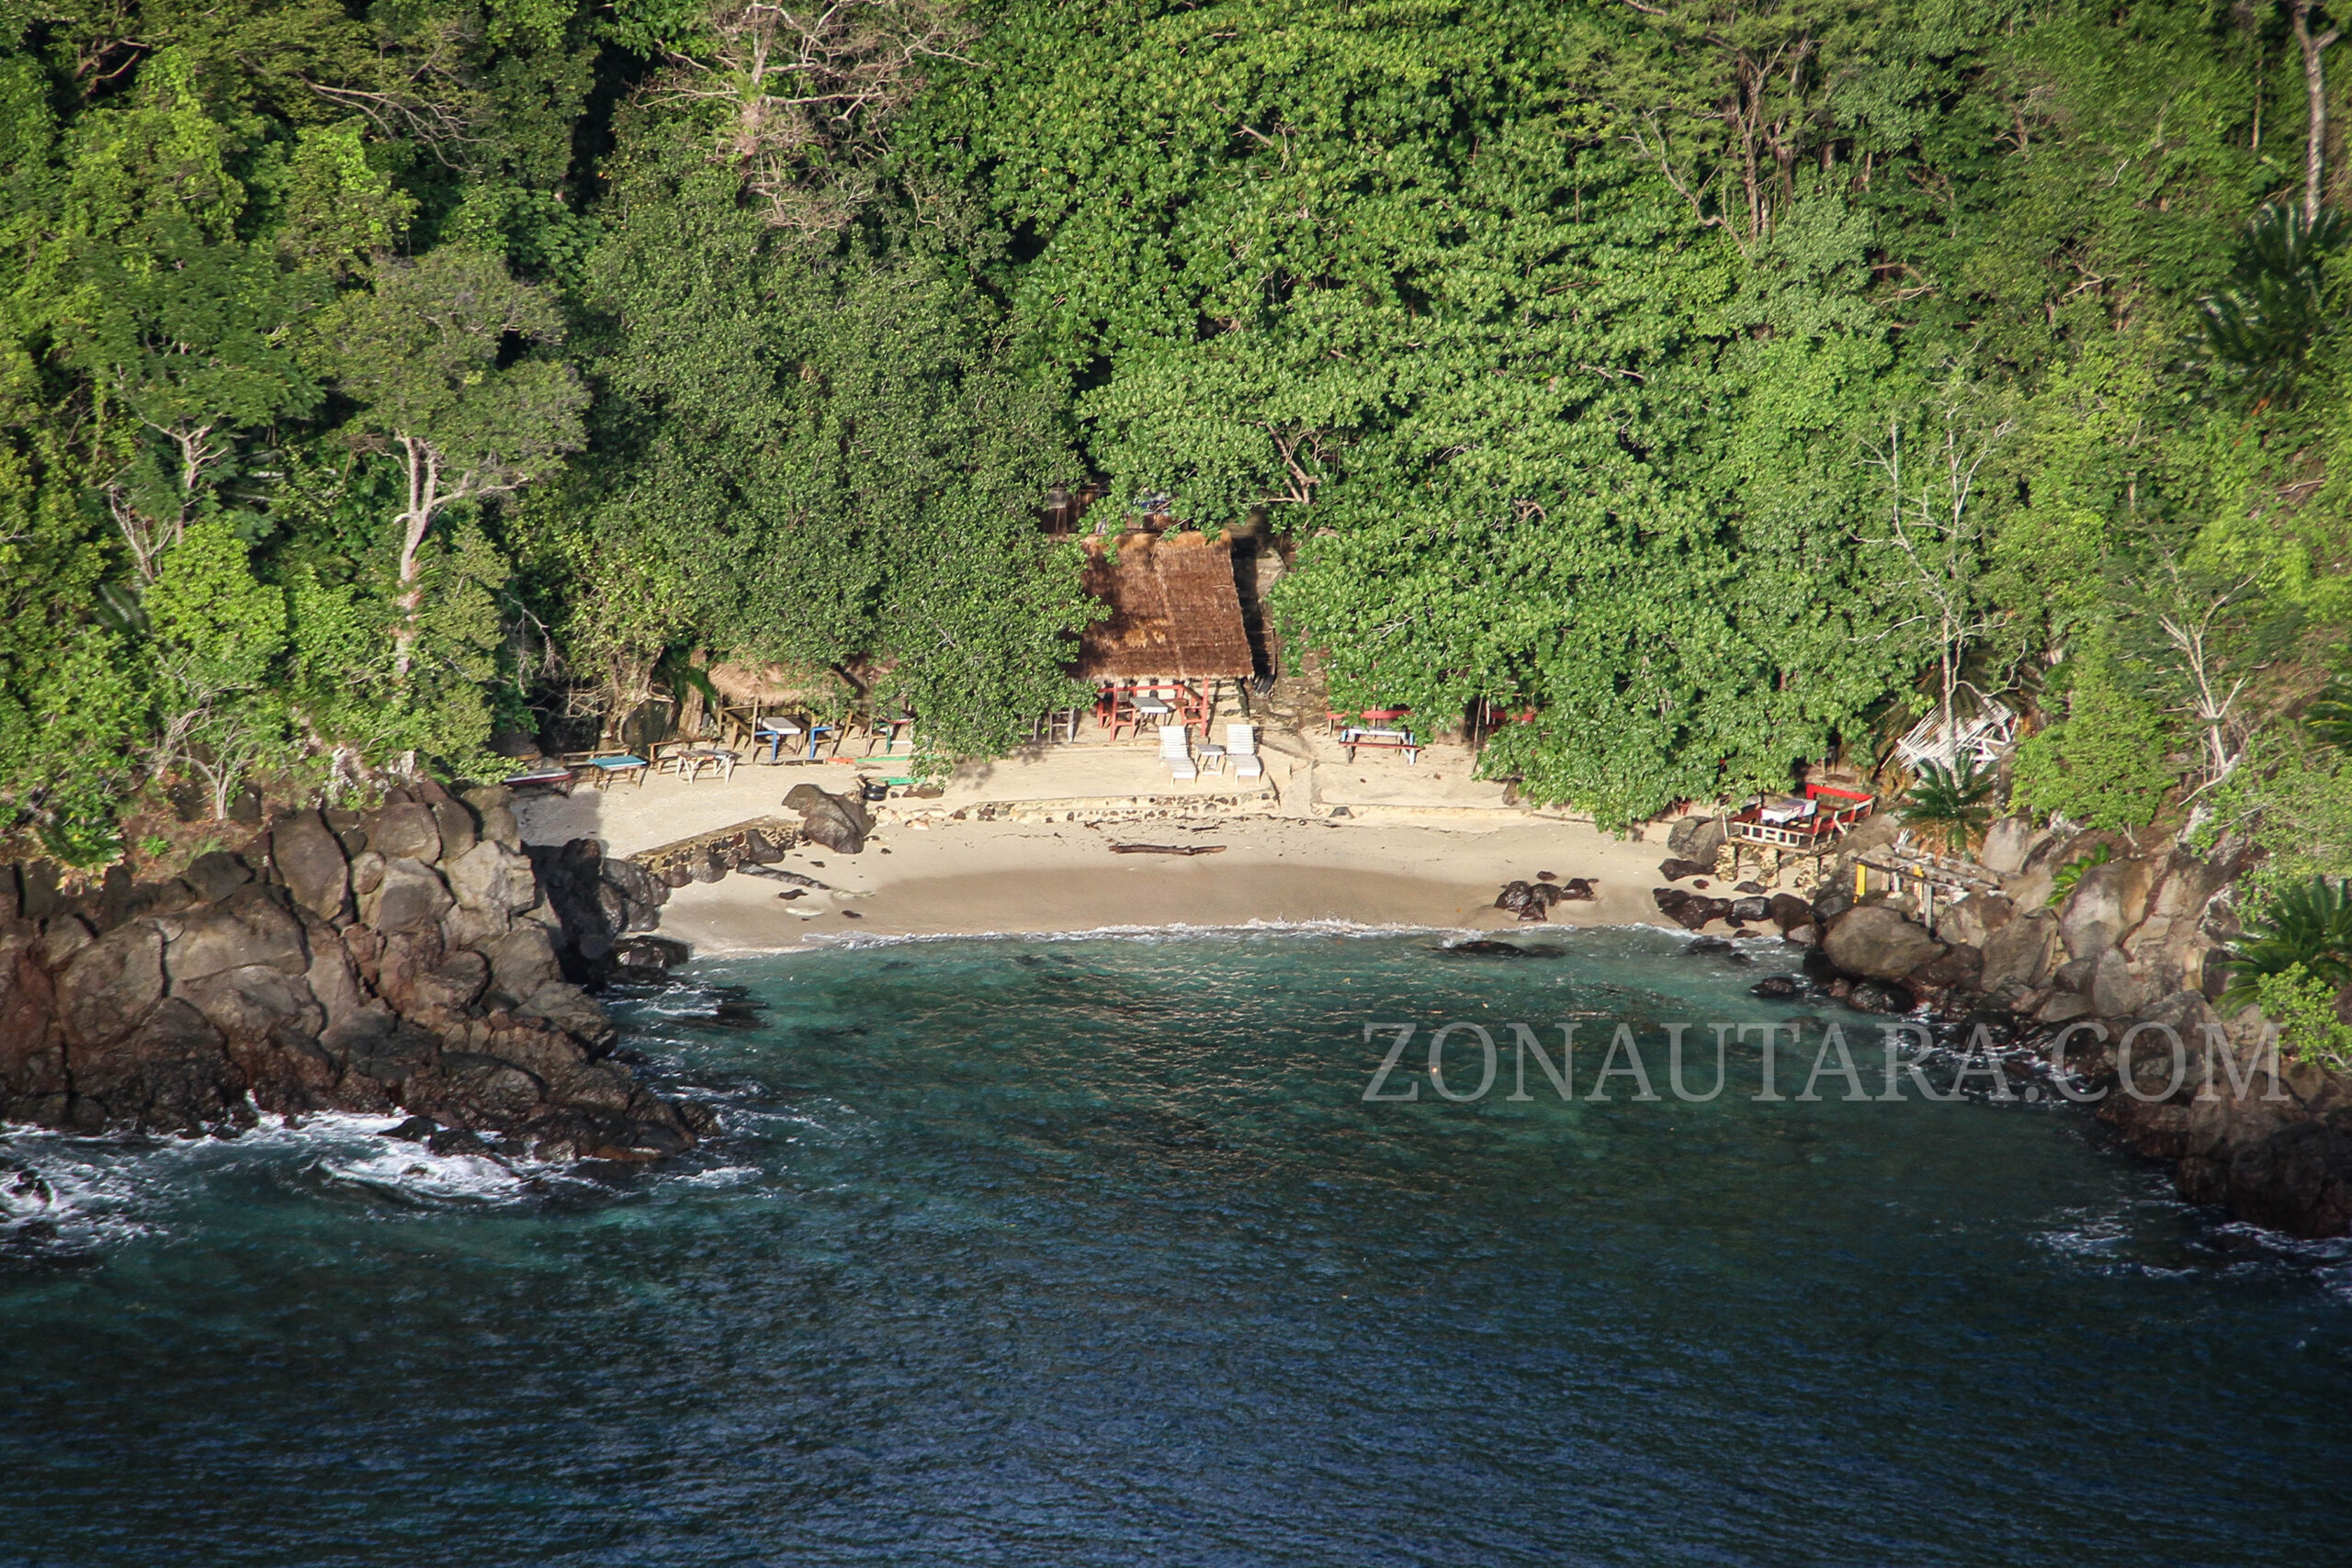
left=2295, top=0, right=2341, bottom=221
left=392, top=436, right=438, bottom=678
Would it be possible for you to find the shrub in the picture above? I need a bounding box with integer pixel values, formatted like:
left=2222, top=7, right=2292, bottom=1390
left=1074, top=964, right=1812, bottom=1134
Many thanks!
left=2217, top=876, right=2352, bottom=1014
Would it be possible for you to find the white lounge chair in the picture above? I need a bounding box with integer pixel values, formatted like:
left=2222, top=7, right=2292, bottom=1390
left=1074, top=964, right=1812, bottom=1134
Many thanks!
left=1227, top=722, right=1262, bottom=779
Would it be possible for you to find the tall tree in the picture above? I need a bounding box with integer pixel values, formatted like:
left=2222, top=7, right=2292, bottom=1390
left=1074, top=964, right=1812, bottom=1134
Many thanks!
left=315, top=247, right=585, bottom=672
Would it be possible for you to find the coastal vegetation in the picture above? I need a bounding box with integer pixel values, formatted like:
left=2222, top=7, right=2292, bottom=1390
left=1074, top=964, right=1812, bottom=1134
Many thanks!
left=0, top=0, right=2346, bottom=902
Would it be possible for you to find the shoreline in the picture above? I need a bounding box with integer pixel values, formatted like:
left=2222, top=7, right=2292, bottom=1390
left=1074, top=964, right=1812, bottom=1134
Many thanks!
left=538, top=812, right=1683, bottom=957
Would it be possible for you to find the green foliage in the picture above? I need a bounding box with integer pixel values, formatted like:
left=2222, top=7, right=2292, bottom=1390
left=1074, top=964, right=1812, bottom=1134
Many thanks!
left=2010, top=644, right=2175, bottom=832
left=2310, top=682, right=2352, bottom=753
left=2249, top=966, right=2352, bottom=1074
left=2045, top=842, right=2113, bottom=910
left=0, top=0, right=2346, bottom=860
left=2218, top=877, right=2352, bottom=1017
left=2199, top=205, right=2347, bottom=407
left=1901, top=759, right=1996, bottom=854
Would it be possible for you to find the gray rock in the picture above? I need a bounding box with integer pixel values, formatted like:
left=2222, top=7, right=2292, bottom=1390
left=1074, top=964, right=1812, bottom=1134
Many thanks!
left=269, top=812, right=349, bottom=920
left=2052, top=954, right=2099, bottom=994
left=408, top=951, right=490, bottom=1016
left=1978, top=912, right=2056, bottom=996
left=325, top=1008, right=436, bottom=1083
left=1978, top=817, right=2039, bottom=876
left=158, top=886, right=309, bottom=983
left=797, top=792, right=868, bottom=854
left=1821, top=905, right=1946, bottom=982
left=56, top=923, right=165, bottom=1048
left=431, top=799, right=478, bottom=863
left=348, top=851, right=386, bottom=897
left=612, top=935, right=691, bottom=972
left=363, top=859, right=454, bottom=935
left=181, top=851, right=254, bottom=904
left=601, top=856, right=669, bottom=919
left=175, top=964, right=325, bottom=1047
left=2060, top=853, right=2155, bottom=960
left=1845, top=980, right=1915, bottom=1015
left=2091, top=948, right=2149, bottom=1019
left=367, top=802, right=443, bottom=864
left=35, top=915, right=94, bottom=969
left=1667, top=816, right=1725, bottom=863
left=2036, top=992, right=2096, bottom=1023
left=303, top=928, right=367, bottom=1032
left=521, top=980, right=614, bottom=1046
left=487, top=925, right=564, bottom=1002
left=444, top=840, right=539, bottom=918
left=462, top=785, right=521, bottom=850
left=435, top=1053, right=546, bottom=1120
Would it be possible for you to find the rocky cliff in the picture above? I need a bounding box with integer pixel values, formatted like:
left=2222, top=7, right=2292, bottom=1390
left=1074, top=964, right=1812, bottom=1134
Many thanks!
left=1787, top=820, right=2352, bottom=1237
left=0, top=782, right=707, bottom=1161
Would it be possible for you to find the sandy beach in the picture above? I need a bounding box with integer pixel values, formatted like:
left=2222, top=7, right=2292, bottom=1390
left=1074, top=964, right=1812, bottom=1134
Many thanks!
left=514, top=734, right=1678, bottom=953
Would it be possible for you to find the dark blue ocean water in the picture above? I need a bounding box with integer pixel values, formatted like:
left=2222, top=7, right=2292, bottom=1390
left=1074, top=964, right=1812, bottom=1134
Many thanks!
left=4, top=928, right=2349, bottom=1568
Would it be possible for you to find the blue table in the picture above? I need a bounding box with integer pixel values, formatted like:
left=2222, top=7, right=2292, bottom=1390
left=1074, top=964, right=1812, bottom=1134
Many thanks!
left=754, top=722, right=836, bottom=763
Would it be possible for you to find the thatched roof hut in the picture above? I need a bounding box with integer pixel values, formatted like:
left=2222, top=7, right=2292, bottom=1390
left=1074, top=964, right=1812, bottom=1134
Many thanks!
left=1073, top=530, right=1257, bottom=681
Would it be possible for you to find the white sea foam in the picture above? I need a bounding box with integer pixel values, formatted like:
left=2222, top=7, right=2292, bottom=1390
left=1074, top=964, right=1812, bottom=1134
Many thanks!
left=792, top=917, right=1486, bottom=951
left=0, top=1111, right=614, bottom=1250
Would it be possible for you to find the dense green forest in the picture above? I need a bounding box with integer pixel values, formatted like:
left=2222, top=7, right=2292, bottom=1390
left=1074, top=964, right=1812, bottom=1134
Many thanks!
left=2, top=0, right=2347, bottom=879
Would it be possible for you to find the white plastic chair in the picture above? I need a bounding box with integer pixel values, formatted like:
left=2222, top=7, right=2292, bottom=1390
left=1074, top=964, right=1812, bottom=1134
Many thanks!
left=1227, top=722, right=1262, bottom=779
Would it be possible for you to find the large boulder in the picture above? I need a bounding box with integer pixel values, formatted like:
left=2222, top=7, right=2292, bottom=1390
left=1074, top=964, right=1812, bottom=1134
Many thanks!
left=430, top=799, right=478, bottom=863
left=55, top=922, right=165, bottom=1048
left=600, top=857, right=670, bottom=925
left=1977, top=817, right=2040, bottom=876
left=795, top=790, right=869, bottom=854
left=363, top=858, right=455, bottom=935
left=2090, top=948, right=2150, bottom=1019
left=158, top=886, right=309, bottom=984
left=1978, top=911, right=2057, bottom=998
left=486, top=925, right=565, bottom=1003
left=1666, top=816, right=1726, bottom=863
left=406, top=951, right=491, bottom=1017
left=463, top=784, right=522, bottom=850
left=180, top=851, right=254, bottom=904
left=1822, top=904, right=1946, bottom=983
left=444, top=840, right=540, bottom=919
left=175, top=964, right=326, bottom=1050
left=269, top=811, right=350, bottom=921
left=367, top=802, right=444, bottom=864
left=2060, top=853, right=2155, bottom=960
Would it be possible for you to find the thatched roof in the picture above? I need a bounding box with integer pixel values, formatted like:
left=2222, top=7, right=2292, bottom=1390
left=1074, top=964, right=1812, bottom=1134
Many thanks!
left=705, top=660, right=842, bottom=707
left=1073, top=530, right=1256, bottom=681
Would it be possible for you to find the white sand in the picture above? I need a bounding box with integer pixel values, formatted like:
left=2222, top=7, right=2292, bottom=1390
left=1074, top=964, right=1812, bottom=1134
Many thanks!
left=515, top=736, right=1676, bottom=953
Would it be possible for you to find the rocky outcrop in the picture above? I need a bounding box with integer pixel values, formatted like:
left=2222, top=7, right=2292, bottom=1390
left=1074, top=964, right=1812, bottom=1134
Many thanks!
left=786, top=784, right=871, bottom=854
left=1788, top=818, right=2352, bottom=1236
left=1821, top=904, right=1946, bottom=982
left=0, top=784, right=708, bottom=1162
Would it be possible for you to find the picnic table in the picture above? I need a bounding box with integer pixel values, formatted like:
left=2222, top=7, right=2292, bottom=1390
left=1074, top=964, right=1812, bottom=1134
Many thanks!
left=658, top=743, right=739, bottom=784
left=1340, top=726, right=1419, bottom=764
left=1329, top=705, right=1411, bottom=732
left=753, top=718, right=837, bottom=764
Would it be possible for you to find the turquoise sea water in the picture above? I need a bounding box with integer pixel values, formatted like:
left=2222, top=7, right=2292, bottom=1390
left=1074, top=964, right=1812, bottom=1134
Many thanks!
left=4, top=928, right=2350, bottom=1567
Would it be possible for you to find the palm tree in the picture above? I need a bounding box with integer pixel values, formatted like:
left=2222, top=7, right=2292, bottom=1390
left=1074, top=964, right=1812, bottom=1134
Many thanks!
left=2199, top=203, right=2347, bottom=406
left=2307, top=679, right=2352, bottom=753
left=2216, top=876, right=2352, bottom=1013
left=1899, top=758, right=1996, bottom=855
